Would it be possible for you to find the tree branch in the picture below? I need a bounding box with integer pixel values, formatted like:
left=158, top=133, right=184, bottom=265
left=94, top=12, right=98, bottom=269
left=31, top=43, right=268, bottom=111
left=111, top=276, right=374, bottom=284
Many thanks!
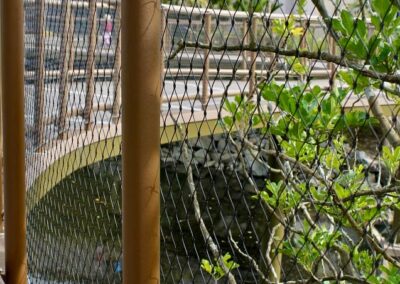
left=171, top=114, right=237, bottom=284
left=169, top=41, right=400, bottom=85
left=366, top=88, right=400, bottom=147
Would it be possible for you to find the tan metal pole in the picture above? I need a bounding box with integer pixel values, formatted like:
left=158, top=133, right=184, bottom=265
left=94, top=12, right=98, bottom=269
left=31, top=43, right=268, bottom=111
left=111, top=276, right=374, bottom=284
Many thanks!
left=34, top=0, right=46, bottom=147
left=111, top=5, right=121, bottom=124
left=242, top=19, right=248, bottom=71
left=1, top=0, right=27, bottom=282
left=84, top=0, right=97, bottom=130
left=0, top=0, right=3, bottom=234
left=249, top=16, right=257, bottom=97
left=58, top=0, right=75, bottom=139
left=121, top=0, right=161, bottom=283
left=201, top=13, right=211, bottom=110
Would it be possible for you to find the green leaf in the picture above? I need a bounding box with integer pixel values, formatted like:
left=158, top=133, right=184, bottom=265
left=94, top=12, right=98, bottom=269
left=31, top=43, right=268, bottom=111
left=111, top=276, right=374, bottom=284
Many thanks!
left=201, top=259, right=213, bottom=274
left=251, top=114, right=261, bottom=126
left=372, top=0, right=392, bottom=20
left=293, top=62, right=307, bottom=75
left=341, top=10, right=354, bottom=34
left=261, top=87, right=278, bottom=102
left=332, top=18, right=347, bottom=34
left=355, top=19, right=367, bottom=39
left=371, top=15, right=381, bottom=30
left=279, top=91, right=297, bottom=114
left=223, top=116, right=233, bottom=127
left=334, top=183, right=349, bottom=199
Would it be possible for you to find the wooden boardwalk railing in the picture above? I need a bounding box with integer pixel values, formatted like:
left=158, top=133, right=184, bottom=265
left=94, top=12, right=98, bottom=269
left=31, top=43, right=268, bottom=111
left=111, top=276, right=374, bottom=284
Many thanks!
left=26, top=2, right=344, bottom=149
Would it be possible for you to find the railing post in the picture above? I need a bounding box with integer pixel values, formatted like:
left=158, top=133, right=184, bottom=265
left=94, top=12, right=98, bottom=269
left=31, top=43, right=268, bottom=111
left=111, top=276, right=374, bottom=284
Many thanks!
left=84, top=0, right=97, bottom=130
left=201, top=12, right=211, bottom=110
left=34, top=0, right=46, bottom=148
left=121, top=0, right=161, bottom=283
left=242, top=18, right=248, bottom=71
left=111, top=5, right=121, bottom=124
left=299, top=19, right=307, bottom=81
left=249, top=15, right=258, bottom=97
left=58, top=0, right=75, bottom=139
left=328, top=34, right=336, bottom=87
left=1, top=0, right=27, bottom=282
left=0, top=1, right=3, bottom=235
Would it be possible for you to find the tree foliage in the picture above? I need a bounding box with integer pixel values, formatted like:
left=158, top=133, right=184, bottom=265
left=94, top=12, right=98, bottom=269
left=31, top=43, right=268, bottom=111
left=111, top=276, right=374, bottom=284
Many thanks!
left=193, top=0, right=400, bottom=282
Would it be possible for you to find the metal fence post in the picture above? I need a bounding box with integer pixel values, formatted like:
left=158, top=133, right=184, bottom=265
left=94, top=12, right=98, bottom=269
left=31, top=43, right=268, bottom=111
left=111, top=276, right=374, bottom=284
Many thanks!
left=1, top=0, right=27, bottom=282
left=121, top=0, right=161, bottom=283
left=84, top=0, right=97, bottom=130
left=111, top=5, right=121, bottom=124
left=201, top=13, right=211, bottom=109
left=249, top=15, right=257, bottom=97
left=0, top=1, right=3, bottom=234
left=34, top=0, right=46, bottom=148
left=328, top=34, right=336, bottom=87
left=299, top=19, right=307, bottom=82
left=58, top=0, right=75, bottom=139
left=242, top=18, right=248, bottom=71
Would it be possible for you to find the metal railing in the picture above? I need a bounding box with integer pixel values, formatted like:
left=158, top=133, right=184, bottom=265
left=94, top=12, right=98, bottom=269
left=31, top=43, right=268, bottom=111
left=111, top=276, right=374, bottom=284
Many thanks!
left=24, top=2, right=342, bottom=149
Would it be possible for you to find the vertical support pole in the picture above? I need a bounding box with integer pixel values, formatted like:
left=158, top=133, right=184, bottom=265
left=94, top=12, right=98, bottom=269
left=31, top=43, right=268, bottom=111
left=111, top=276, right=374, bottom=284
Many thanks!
left=328, top=34, right=336, bottom=87
left=0, top=0, right=3, bottom=234
left=58, top=0, right=75, bottom=139
left=1, top=0, right=27, bottom=282
left=84, top=0, right=97, bottom=130
left=242, top=18, right=248, bottom=71
left=267, top=18, right=274, bottom=70
left=299, top=19, right=307, bottom=81
left=121, top=0, right=161, bottom=283
left=201, top=13, right=211, bottom=110
left=34, top=0, right=46, bottom=148
left=111, top=5, right=121, bottom=124
left=249, top=16, right=257, bottom=97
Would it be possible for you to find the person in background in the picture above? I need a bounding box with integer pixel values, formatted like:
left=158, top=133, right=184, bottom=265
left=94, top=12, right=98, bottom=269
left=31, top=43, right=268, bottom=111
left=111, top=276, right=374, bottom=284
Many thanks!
left=104, top=14, right=113, bottom=46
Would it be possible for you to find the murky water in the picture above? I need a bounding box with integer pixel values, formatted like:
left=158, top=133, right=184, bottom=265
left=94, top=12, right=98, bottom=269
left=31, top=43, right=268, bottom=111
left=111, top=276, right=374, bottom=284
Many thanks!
left=27, top=126, right=383, bottom=283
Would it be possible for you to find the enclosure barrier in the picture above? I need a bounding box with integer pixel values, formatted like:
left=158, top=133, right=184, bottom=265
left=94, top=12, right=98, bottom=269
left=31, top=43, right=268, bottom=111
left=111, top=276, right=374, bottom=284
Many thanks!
left=1, top=0, right=400, bottom=283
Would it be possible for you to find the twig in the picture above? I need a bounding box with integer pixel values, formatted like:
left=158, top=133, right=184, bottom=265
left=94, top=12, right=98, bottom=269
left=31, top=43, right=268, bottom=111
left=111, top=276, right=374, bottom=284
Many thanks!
left=332, top=244, right=357, bottom=276
left=341, top=185, right=400, bottom=203
left=228, top=230, right=267, bottom=282
left=365, top=88, right=400, bottom=147
left=330, top=187, right=400, bottom=269
left=265, top=224, right=280, bottom=283
left=170, top=113, right=237, bottom=284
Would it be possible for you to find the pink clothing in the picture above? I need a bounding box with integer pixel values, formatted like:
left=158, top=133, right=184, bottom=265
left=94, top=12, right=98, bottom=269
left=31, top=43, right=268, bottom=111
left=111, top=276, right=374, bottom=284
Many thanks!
left=105, top=21, right=113, bottom=33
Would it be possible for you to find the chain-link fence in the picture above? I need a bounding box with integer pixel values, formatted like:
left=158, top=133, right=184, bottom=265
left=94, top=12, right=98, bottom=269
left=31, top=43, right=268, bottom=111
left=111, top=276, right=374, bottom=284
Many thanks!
left=22, top=0, right=400, bottom=283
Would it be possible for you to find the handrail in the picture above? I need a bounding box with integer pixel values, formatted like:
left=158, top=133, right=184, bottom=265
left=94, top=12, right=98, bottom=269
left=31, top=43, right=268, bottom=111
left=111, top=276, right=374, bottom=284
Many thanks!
left=30, top=3, right=348, bottom=144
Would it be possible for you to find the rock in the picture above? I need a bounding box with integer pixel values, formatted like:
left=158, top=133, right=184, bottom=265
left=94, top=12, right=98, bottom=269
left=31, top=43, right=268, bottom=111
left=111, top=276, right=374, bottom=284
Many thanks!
left=243, top=150, right=268, bottom=177
left=244, top=183, right=258, bottom=193
left=212, top=134, right=223, bottom=142
left=193, top=149, right=209, bottom=165
left=171, top=146, right=182, bottom=161
left=221, top=153, right=235, bottom=163
left=188, top=137, right=213, bottom=149
left=162, top=156, right=176, bottom=165
left=217, top=139, right=227, bottom=152
left=210, top=152, right=221, bottom=162
left=204, top=160, right=217, bottom=168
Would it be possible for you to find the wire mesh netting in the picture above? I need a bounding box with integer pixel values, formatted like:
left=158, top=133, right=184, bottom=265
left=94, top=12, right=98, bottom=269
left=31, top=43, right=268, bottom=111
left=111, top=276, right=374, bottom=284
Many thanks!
left=24, top=0, right=400, bottom=283
left=25, top=0, right=122, bottom=282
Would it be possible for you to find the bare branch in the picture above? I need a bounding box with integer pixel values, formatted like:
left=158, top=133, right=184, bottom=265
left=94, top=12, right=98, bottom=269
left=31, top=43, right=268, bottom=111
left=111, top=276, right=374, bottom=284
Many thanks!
left=171, top=114, right=237, bottom=284
left=168, top=41, right=400, bottom=85
left=228, top=230, right=267, bottom=282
